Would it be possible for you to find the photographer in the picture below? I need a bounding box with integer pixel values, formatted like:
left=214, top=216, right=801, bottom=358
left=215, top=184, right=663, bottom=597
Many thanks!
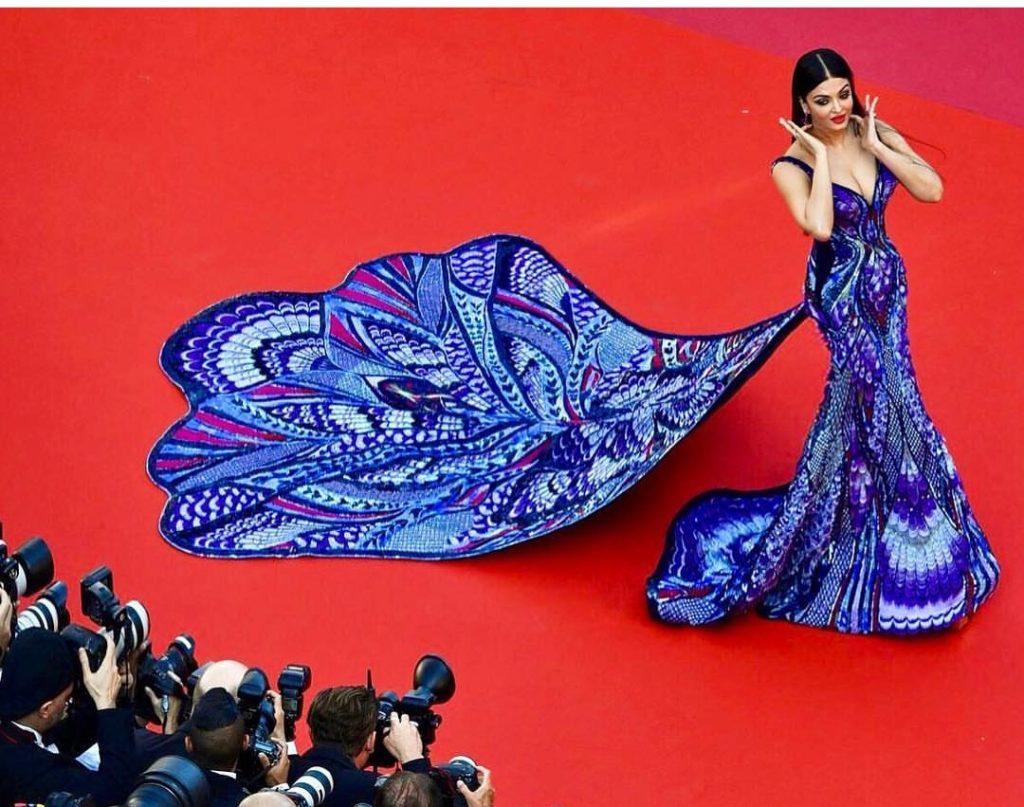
left=0, top=630, right=135, bottom=806
left=373, top=771, right=442, bottom=807
left=291, top=686, right=429, bottom=807
left=186, top=687, right=290, bottom=806
left=135, top=658, right=249, bottom=770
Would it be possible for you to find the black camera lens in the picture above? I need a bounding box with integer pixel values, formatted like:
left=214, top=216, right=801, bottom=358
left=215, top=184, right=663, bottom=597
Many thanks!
left=16, top=580, right=70, bottom=634
left=123, top=755, right=211, bottom=807
left=0, top=536, right=55, bottom=602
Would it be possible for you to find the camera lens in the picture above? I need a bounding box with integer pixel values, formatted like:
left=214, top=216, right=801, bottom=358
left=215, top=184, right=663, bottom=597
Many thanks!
left=123, top=755, right=210, bottom=807
left=284, top=766, right=334, bottom=807
left=16, top=581, right=70, bottom=634
left=115, top=599, right=151, bottom=659
left=2, top=537, right=55, bottom=600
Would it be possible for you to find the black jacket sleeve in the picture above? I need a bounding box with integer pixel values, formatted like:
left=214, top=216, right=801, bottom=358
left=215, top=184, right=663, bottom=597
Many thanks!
left=0, top=708, right=137, bottom=806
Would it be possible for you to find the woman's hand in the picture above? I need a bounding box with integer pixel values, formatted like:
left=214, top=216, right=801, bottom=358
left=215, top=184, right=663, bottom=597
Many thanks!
left=778, top=118, right=827, bottom=160
left=850, top=94, right=883, bottom=155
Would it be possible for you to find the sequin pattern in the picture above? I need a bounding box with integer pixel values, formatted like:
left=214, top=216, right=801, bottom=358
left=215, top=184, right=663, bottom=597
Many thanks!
left=149, top=235, right=803, bottom=559
left=647, top=157, right=1000, bottom=634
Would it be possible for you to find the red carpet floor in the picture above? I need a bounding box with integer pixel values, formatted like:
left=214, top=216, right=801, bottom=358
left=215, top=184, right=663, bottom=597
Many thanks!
left=1, top=10, right=1021, bottom=806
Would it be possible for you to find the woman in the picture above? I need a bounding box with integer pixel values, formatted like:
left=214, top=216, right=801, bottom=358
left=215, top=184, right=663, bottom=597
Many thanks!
left=646, top=49, right=1000, bottom=634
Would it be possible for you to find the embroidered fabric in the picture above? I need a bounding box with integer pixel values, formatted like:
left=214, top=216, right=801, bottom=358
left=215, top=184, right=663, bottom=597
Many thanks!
left=149, top=235, right=803, bottom=559
left=646, top=156, right=1000, bottom=633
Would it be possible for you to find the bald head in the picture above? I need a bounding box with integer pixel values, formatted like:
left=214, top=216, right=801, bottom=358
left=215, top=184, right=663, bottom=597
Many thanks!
left=240, top=793, right=294, bottom=807
left=194, top=660, right=248, bottom=702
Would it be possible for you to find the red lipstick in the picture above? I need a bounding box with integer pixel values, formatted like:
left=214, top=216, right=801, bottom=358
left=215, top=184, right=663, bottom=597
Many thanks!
left=831, top=114, right=847, bottom=124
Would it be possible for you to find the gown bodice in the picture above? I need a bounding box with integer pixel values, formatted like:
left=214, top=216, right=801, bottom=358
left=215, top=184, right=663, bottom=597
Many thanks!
left=771, top=155, right=907, bottom=361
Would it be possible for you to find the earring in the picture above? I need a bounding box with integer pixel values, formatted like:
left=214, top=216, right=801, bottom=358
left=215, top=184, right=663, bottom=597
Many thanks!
left=802, top=109, right=811, bottom=126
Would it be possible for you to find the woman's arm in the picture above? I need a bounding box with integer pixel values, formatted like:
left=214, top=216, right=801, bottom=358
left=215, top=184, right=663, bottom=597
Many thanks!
left=854, top=95, right=943, bottom=203
left=874, top=120, right=944, bottom=202
left=773, top=119, right=835, bottom=241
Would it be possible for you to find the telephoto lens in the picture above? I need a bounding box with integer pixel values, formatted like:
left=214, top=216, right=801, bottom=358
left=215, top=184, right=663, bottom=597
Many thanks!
left=272, top=766, right=335, bottom=807
left=16, top=580, right=71, bottom=634
left=0, top=533, right=55, bottom=603
left=123, top=755, right=211, bottom=807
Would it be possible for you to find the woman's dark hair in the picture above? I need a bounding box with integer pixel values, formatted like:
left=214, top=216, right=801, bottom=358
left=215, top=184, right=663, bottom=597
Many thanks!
left=790, top=48, right=865, bottom=128
left=787, top=47, right=945, bottom=162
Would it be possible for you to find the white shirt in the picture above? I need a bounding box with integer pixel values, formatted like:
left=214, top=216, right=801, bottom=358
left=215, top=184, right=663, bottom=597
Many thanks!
left=10, top=720, right=59, bottom=754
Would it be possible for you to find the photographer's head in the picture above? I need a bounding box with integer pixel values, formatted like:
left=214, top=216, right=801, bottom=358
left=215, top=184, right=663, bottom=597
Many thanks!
left=374, top=772, right=442, bottom=807
left=186, top=686, right=247, bottom=772
left=194, top=659, right=248, bottom=702
left=0, top=628, right=76, bottom=732
left=307, top=686, right=377, bottom=765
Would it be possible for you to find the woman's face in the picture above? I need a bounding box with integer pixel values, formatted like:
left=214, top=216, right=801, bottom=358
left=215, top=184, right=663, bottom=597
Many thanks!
left=803, top=76, right=854, bottom=132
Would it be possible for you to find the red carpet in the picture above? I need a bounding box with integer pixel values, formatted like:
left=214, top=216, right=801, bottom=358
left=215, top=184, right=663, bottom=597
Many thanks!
left=0, top=10, right=1020, bottom=805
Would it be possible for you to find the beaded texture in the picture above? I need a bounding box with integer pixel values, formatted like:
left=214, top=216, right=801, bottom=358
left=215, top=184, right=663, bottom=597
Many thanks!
left=646, top=157, right=1000, bottom=634
left=149, top=235, right=803, bottom=559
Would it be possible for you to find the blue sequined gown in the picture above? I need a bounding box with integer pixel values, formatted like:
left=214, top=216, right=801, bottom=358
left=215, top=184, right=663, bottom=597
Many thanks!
left=646, top=156, right=1000, bottom=634
left=148, top=158, right=999, bottom=635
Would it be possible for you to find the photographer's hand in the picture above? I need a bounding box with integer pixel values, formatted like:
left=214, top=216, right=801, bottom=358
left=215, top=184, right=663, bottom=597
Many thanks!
left=457, top=765, right=495, bottom=807
left=269, top=689, right=287, bottom=744
left=0, top=588, right=13, bottom=661
left=260, top=739, right=290, bottom=787
left=145, top=675, right=184, bottom=734
left=80, top=634, right=120, bottom=710
left=383, top=713, right=424, bottom=765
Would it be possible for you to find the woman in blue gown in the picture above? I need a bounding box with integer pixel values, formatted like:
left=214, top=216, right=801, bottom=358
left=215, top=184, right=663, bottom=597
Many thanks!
left=149, top=49, right=998, bottom=636
left=646, top=49, right=1000, bottom=634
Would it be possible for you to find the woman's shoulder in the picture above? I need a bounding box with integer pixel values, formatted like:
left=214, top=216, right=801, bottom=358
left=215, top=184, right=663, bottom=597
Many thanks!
left=771, top=145, right=815, bottom=178
left=775, top=143, right=815, bottom=167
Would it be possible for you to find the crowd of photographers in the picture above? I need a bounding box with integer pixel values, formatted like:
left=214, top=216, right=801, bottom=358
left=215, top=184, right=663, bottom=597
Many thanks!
left=0, top=530, right=496, bottom=807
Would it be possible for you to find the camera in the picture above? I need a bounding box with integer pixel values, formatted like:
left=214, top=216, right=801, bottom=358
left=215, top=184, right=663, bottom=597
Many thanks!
left=266, top=766, right=335, bottom=806
left=368, top=654, right=456, bottom=769
left=0, top=524, right=55, bottom=604
left=123, top=755, right=211, bottom=807
left=80, top=565, right=151, bottom=661
left=429, top=756, right=480, bottom=807
left=135, top=634, right=198, bottom=725
left=16, top=580, right=71, bottom=634
left=61, top=623, right=109, bottom=672
left=278, top=663, right=312, bottom=743
left=237, top=667, right=281, bottom=772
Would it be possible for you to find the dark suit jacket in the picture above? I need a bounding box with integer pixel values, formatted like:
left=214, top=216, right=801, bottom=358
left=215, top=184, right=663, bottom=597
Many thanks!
left=0, top=708, right=136, bottom=807
left=289, top=744, right=430, bottom=807
left=205, top=768, right=249, bottom=807
left=133, top=722, right=189, bottom=772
